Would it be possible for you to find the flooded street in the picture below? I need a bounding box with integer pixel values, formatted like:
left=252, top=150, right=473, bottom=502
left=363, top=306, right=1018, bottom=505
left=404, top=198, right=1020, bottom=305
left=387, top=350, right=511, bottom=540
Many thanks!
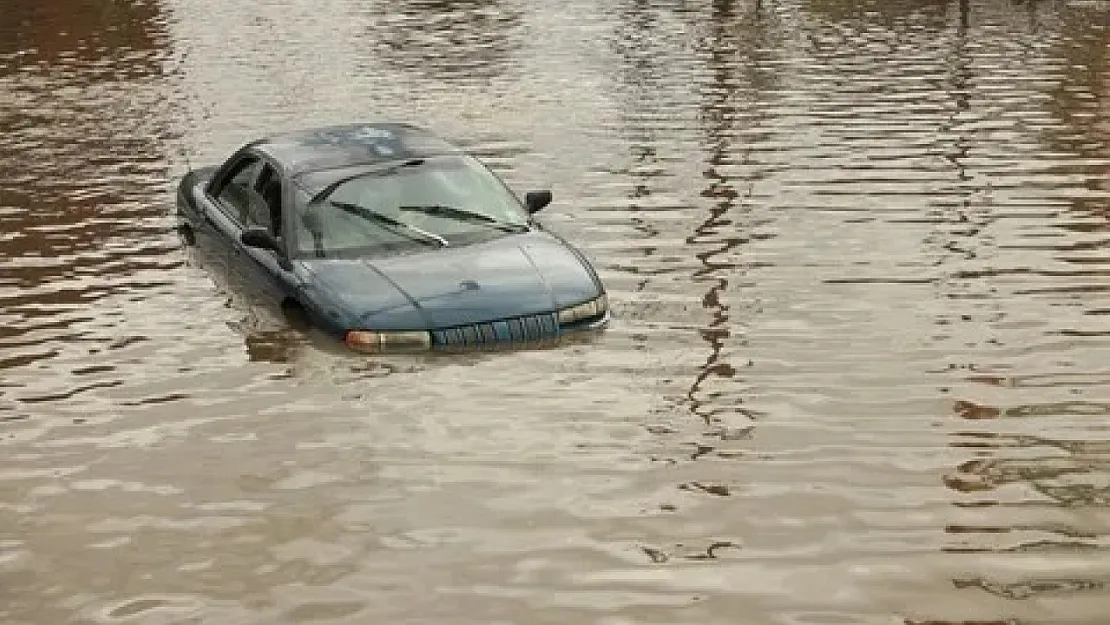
left=2, top=0, right=1110, bottom=622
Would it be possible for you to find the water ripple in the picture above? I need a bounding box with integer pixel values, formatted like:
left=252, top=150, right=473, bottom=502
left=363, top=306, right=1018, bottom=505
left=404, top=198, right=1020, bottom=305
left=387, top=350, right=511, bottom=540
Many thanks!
left=2, top=0, right=1110, bottom=623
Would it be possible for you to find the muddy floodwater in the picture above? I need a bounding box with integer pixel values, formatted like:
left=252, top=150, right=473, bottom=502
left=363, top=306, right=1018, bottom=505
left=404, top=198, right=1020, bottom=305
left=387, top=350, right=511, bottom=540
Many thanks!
left=2, top=0, right=1110, bottom=623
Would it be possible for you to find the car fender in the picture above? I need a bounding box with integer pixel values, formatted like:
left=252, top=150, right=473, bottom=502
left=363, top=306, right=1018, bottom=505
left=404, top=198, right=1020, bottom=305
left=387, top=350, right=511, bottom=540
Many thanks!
left=290, top=281, right=350, bottom=338
left=536, top=228, right=607, bottom=295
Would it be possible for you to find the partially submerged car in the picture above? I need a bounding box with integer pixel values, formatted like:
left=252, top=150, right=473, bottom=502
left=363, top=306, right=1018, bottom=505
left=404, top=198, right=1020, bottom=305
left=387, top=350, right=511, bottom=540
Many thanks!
left=175, top=122, right=609, bottom=353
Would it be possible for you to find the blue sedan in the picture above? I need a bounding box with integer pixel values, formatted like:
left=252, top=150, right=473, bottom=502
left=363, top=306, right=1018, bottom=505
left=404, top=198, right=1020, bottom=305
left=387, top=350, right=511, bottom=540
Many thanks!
left=175, top=122, right=609, bottom=353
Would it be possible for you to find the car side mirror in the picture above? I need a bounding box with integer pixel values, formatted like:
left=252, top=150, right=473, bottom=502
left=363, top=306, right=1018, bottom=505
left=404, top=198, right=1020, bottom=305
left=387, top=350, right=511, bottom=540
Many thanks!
left=241, top=227, right=280, bottom=252
left=525, top=190, right=552, bottom=214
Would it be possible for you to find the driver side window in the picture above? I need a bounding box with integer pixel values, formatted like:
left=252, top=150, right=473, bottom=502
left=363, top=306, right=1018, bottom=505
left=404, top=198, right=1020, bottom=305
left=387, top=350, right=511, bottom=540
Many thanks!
left=215, top=156, right=264, bottom=224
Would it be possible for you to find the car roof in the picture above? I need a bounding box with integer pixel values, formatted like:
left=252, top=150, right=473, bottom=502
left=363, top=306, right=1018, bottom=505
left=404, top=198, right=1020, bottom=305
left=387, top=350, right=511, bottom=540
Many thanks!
left=249, top=122, right=466, bottom=177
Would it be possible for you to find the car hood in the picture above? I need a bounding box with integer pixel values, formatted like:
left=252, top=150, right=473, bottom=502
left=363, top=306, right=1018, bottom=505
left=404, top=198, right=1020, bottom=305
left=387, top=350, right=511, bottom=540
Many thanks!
left=295, top=231, right=601, bottom=330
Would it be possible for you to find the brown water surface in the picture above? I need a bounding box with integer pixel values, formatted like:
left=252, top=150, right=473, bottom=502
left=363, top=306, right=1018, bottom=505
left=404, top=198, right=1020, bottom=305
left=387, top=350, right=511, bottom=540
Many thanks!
left=2, top=0, right=1110, bottom=623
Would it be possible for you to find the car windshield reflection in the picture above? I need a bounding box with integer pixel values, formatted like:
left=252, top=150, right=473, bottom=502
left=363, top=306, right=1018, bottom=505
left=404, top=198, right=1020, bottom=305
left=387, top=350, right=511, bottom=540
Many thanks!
left=293, top=154, right=530, bottom=258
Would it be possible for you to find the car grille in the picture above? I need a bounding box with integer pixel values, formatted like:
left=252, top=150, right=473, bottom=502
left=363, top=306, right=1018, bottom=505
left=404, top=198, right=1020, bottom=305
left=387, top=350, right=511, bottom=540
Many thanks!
left=431, top=312, right=560, bottom=347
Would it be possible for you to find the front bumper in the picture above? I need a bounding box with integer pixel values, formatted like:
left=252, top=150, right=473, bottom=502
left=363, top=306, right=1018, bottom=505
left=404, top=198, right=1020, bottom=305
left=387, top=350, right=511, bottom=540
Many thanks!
left=430, top=309, right=609, bottom=349
left=344, top=309, right=610, bottom=353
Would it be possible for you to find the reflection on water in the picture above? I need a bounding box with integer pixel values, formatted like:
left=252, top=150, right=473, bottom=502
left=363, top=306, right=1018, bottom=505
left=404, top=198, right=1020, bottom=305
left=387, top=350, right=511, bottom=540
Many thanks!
left=2, top=0, right=1110, bottom=623
left=362, top=0, right=523, bottom=82
left=0, top=0, right=179, bottom=407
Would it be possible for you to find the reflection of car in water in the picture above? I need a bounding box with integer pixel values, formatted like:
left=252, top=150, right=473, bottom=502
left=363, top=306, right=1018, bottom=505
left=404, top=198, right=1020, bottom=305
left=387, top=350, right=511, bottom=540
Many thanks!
left=175, top=122, right=609, bottom=353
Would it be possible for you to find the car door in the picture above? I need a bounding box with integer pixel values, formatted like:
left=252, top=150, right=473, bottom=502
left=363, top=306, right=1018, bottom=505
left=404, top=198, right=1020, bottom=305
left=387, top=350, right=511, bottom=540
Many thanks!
left=191, top=153, right=264, bottom=293
left=231, top=159, right=296, bottom=308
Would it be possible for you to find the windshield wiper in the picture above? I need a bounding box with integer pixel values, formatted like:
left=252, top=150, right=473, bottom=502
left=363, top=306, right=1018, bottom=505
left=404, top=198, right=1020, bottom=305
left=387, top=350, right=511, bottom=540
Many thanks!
left=399, top=205, right=529, bottom=233
left=329, top=201, right=448, bottom=247
left=307, top=158, right=426, bottom=205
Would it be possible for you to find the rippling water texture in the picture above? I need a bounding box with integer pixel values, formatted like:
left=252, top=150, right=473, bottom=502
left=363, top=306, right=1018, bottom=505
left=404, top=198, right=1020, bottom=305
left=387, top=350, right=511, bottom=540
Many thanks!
left=2, top=0, right=1110, bottom=623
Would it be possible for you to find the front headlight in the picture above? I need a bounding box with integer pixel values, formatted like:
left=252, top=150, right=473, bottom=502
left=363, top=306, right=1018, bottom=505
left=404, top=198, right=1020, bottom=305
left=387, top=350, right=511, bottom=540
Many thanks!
left=557, top=293, right=608, bottom=325
left=344, top=329, right=432, bottom=353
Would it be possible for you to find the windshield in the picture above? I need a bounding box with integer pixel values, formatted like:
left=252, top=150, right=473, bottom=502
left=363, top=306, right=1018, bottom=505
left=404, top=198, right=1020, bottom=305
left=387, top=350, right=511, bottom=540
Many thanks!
left=291, top=154, right=530, bottom=257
